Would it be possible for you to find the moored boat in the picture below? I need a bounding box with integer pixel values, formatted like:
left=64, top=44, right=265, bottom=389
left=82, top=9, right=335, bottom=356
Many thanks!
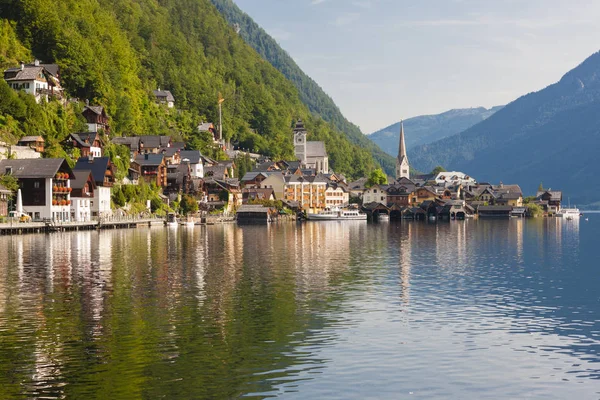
left=307, top=207, right=367, bottom=221
left=556, top=207, right=580, bottom=219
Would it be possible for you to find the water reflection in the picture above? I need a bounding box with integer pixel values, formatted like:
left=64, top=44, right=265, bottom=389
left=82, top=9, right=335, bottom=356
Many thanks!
left=0, top=218, right=598, bottom=398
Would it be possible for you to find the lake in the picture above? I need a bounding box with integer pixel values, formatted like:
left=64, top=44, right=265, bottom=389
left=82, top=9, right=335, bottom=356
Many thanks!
left=0, top=218, right=599, bottom=399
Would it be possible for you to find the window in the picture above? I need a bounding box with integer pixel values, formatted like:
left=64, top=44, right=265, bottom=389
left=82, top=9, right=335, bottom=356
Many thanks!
left=34, top=181, right=40, bottom=189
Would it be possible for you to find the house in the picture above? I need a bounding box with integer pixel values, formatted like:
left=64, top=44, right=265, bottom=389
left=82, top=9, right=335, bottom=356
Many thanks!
left=16, top=136, right=45, bottom=153
left=153, top=89, right=175, bottom=108
left=73, top=157, right=116, bottom=218
left=536, top=190, right=562, bottom=214
left=69, top=170, right=96, bottom=222
left=82, top=105, right=110, bottom=134
left=386, top=181, right=417, bottom=207
left=362, top=184, right=388, bottom=205
left=478, top=205, right=513, bottom=218
left=159, top=147, right=181, bottom=165
left=412, top=187, right=438, bottom=206
left=69, top=132, right=103, bottom=158
left=284, top=174, right=328, bottom=212
left=242, top=188, right=275, bottom=204
left=438, top=200, right=473, bottom=220
left=139, top=135, right=172, bottom=154
left=3, top=61, right=63, bottom=103
left=293, top=120, right=329, bottom=174
left=0, top=142, right=41, bottom=160
left=347, top=177, right=369, bottom=199
left=434, top=171, right=476, bottom=186
left=111, top=137, right=141, bottom=161
left=131, top=154, right=167, bottom=187
left=202, top=178, right=242, bottom=215
left=179, top=150, right=204, bottom=178
left=325, top=184, right=349, bottom=207
left=198, top=122, right=217, bottom=138
left=236, top=204, right=277, bottom=224
left=0, top=183, right=11, bottom=217
left=165, top=163, right=191, bottom=195
left=0, top=158, right=73, bottom=222
left=204, top=164, right=230, bottom=180
left=259, top=173, right=286, bottom=200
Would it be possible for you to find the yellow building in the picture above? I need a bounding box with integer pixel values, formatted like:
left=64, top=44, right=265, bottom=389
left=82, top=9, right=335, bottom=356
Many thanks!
left=284, top=175, right=328, bottom=212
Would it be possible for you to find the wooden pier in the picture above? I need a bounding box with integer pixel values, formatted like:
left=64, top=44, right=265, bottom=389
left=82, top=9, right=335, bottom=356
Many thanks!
left=0, top=218, right=164, bottom=235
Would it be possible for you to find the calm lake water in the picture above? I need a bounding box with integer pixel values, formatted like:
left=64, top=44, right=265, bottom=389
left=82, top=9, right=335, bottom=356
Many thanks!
left=0, top=218, right=599, bottom=399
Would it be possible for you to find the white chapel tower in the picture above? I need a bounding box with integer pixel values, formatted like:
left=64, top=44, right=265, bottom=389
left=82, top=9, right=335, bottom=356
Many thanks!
left=396, top=120, right=410, bottom=180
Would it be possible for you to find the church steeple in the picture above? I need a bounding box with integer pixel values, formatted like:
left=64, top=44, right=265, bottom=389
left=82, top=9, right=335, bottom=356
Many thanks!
left=396, top=120, right=410, bottom=180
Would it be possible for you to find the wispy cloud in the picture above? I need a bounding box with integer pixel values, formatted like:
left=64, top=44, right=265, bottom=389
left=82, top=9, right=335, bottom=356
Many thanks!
left=352, top=0, right=373, bottom=9
left=394, top=15, right=595, bottom=29
left=333, top=12, right=360, bottom=27
left=311, top=0, right=328, bottom=5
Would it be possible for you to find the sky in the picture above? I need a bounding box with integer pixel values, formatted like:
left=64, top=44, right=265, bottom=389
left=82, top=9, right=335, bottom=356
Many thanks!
left=233, top=0, right=600, bottom=133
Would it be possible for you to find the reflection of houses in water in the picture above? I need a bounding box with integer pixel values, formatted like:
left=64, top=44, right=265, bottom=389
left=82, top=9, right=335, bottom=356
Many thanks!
left=399, top=223, right=412, bottom=306
left=292, top=222, right=355, bottom=296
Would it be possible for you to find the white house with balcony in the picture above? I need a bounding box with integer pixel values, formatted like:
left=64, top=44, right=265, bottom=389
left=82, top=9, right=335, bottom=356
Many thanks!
left=0, top=158, right=73, bottom=222
left=3, top=61, right=63, bottom=103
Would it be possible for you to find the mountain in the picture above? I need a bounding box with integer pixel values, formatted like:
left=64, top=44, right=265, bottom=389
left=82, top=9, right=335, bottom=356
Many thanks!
left=409, top=51, right=600, bottom=205
left=369, top=107, right=502, bottom=156
left=209, top=0, right=397, bottom=175
left=0, top=0, right=378, bottom=179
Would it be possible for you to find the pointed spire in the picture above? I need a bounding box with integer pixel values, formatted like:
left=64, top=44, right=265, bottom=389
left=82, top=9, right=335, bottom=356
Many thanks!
left=398, top=120, right=407, bottom=160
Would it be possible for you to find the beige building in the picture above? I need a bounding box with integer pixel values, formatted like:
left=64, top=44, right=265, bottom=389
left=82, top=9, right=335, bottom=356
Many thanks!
left=325, top=184, right=349, bottom=207
left=362, top=184, right=388, bottom=204
left=284, top=174, right=328, bottom=212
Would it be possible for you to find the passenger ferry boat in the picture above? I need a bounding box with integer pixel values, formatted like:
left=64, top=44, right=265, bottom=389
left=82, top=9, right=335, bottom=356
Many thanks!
left=307, top=207, right=367, bottom=221
left=556, top=207, right=580, bottom=220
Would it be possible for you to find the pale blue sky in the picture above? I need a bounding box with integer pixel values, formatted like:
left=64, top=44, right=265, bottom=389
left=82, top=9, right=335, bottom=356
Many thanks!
left=234, top=0, right=600, bottom=133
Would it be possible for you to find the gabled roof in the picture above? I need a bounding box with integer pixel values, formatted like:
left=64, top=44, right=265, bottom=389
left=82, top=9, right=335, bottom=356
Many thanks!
left=198, top=122, right=215, bottom=132
left=139, top=135, right=171, bottom=149
left=74, top=157, right=112, bottom=185
left=179, top=150, right=202, bottom=164
left=306, top=141, right=327, bottom=158
left=153, top=89, right=175, bottom=102
left=83, top=105, right=105, bottom=115
left=133, top=154, right=164, bottom=166
left=71, top=132, right=100, bottom=148
left=18, top=136, right=44, bottom=143
left=4, top=65, right=46, bottom=81
left=0, top=158, right=71, bottom=179
left=112, top=136, right=141, bottom=151
left=70, top=170, right=96, bottom=190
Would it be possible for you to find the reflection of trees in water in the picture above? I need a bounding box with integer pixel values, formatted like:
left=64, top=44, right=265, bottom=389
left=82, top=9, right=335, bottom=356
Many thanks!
left=0, top=224, right=369, bottom=398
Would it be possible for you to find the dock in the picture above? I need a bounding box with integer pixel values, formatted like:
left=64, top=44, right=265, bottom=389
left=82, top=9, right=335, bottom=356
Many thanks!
left=0, top=218, right=164, bottom=235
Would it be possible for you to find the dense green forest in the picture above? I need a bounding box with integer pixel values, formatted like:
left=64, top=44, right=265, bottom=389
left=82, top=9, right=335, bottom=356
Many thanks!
left=209, top=0, right=396, bottom=175
left=0, top=0, right=379, bottom=179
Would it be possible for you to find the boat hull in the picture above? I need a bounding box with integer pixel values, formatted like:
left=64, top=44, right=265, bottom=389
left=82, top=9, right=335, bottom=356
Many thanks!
left=306, top=214, right=367, bottom=221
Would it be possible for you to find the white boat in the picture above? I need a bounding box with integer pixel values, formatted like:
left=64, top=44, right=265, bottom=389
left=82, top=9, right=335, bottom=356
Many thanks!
left=556, top=207, right=580, bottom=219
left=307, top=207, right=367, bottom=221
left=166, top=213, right=178, bottom=227
left=377, top=214, right=390, bottom=222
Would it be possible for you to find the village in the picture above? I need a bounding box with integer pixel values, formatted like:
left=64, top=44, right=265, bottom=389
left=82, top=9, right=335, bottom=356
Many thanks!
left=0, top=61, right=567, bottom=229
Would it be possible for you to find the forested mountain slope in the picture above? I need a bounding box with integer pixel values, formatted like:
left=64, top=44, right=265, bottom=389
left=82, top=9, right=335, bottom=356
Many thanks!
left=210, top=0, right=396, bottom=174
left=0, top=0, right=377, bottom=179
left=409, top=51, right=600, bottom=205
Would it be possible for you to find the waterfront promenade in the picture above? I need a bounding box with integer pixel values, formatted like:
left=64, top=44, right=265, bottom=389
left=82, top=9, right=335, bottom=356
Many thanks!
left=0, top=216, right=164, bottom=235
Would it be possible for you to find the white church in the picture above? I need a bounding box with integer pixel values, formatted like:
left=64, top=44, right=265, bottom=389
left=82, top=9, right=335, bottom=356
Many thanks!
left=293, top=120, right=329, bottom=174
left=396, top=120, right=410, bottom=180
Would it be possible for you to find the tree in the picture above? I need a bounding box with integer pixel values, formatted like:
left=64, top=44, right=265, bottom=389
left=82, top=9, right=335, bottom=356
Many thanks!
left=180, top=194, right=199, bottom=215
left=0, top=174, right=18, bottom=194
left=527, top=203, right=544, bottom=217
left=366, top=168, right=388, bottom=188
left=431, top=166, right=446, bottom=175
left=538, top=182, right=544, bottom=192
